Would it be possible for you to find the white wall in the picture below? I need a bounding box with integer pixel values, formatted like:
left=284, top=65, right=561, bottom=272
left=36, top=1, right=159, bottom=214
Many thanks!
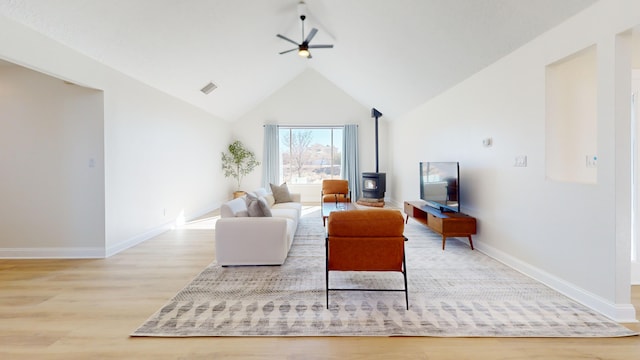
left=0, top=15, right=230, bottom=257
left=231, top=68, right=383, bottom=202
left=389, top=0, right=640, bottom=322
left=103, top=77, right=230, bottom=255
left=0, top=64, right=105, bottom=256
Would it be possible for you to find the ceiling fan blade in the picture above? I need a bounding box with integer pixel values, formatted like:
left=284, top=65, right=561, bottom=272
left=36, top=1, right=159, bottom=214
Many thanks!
left=304, top=28, right=318, bottom=44
left=279, top=48, right=298, bottom=55
left=276, top=34, right=300, bottom=46
left=308, top=44, right=333, bottom=49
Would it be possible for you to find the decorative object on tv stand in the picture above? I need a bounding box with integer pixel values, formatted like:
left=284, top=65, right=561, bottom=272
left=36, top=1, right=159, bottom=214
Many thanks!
left=358, top=107, right=386, bottom=208
left=221, top=140, right=260, bottom=198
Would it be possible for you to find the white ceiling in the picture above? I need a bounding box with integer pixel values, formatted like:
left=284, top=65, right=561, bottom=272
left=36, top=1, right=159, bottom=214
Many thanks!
left=0, top=0, right=598, bottom=121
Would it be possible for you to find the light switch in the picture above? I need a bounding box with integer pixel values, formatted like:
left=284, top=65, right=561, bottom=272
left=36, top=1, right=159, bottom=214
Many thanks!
left=514, top=155, right=527, bottom=167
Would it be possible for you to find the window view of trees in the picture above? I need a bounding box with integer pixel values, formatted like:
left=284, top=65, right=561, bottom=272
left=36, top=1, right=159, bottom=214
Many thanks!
left=280, top=127, right=343, bottom=184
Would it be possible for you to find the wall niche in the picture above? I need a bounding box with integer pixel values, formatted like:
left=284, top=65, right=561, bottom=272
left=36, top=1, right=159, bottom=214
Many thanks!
left=545, top=45, right=598, bottom=184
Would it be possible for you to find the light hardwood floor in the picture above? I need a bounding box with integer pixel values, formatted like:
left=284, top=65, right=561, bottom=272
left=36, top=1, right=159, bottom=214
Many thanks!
left=1, top=209, right=639, bottom=359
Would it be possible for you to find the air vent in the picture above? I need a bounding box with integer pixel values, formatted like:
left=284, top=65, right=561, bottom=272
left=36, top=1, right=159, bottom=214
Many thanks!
left=200, top=82, right=217, bottom=94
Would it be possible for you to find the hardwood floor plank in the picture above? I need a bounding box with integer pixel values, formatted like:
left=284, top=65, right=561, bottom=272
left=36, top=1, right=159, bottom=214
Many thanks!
left=0, top=210, right=638, bottom=359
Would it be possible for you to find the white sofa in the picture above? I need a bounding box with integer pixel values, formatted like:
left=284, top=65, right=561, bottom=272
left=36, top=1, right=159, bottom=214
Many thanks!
left=215, top=187, right=302, bottom=266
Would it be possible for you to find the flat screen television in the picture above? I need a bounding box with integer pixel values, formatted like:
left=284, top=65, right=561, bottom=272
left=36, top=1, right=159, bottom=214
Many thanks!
left=419, top=161, right=460, bottom=212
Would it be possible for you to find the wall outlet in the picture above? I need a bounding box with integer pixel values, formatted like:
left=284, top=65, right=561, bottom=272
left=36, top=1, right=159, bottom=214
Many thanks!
left=586, top=155, right=598, bottom=168
left=514, top=155, right=527, bottom=167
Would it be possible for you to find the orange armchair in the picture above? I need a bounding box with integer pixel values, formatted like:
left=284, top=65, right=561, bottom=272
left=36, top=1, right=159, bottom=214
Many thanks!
left=325, top=209, right=408, bottom=309
left=321, top=179, right=351, bottom=204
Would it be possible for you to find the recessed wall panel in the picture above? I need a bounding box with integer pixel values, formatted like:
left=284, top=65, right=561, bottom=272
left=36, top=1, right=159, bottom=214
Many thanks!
left=546, top=45, right=598, bottom=184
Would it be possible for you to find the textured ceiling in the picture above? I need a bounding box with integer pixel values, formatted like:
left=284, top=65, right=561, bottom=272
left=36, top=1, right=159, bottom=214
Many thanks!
left=0, top=0, right=598, bottom=121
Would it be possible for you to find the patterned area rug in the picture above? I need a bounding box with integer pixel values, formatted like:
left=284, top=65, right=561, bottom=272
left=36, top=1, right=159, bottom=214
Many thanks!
left=132, top=212, right=637, bottom=337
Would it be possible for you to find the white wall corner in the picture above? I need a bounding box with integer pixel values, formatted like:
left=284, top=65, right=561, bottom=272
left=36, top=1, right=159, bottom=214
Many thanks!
left=476, top=241, right=638, bottom=323
left=386, top=197, right=403, bottom=209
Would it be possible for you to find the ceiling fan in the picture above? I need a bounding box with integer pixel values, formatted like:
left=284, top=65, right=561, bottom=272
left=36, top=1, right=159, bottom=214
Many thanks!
left=276, top=7, right=333, bottom=59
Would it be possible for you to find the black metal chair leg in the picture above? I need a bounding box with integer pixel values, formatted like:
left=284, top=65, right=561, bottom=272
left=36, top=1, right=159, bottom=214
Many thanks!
left=326, top=272, right=329, bottom=309
left=325, top=237, right=329, bottom=309
left=403, top=253, right=409, bottom=310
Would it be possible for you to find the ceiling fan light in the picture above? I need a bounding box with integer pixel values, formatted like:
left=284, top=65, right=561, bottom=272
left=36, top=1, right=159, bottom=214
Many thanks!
left=298, top=48, right=310, bottom=57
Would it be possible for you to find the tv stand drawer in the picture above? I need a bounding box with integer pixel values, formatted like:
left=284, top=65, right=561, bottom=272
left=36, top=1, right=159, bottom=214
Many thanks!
left=427, top=213, right=443, bottom=232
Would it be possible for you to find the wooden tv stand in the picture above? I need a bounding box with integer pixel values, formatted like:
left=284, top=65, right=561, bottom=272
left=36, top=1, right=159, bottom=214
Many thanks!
left=403, top=201, right=476, bottom=250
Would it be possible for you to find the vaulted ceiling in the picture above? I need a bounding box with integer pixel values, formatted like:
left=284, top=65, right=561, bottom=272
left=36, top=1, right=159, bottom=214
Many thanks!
left=0, top=0, right=598, bottom=121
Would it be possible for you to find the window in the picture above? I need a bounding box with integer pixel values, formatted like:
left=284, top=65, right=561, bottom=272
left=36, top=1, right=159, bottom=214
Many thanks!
left=279, top=127, right=343, bottom=184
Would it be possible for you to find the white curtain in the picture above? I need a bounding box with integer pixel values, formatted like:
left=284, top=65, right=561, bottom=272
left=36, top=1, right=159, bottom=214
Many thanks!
left=342, top=124, right=360, bottom=201
left=262, top=124, right=279, bottom=189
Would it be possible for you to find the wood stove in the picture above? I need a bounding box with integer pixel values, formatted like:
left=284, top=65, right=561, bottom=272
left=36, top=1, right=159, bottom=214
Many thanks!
left=362, top=172, right=386, bottom=199
left=360, top=108, right=386, bottom=202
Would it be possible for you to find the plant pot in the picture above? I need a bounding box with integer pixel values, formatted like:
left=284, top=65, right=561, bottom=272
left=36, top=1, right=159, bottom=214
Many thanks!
left=233, top=191, right=247, bottom=199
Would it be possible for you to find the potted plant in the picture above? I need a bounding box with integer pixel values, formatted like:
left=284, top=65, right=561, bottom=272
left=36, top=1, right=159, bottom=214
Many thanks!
left=221, top=140, right=260, bottom=198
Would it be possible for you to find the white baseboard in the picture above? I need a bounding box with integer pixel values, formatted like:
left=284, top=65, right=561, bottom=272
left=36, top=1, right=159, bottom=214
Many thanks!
left=475, top=240, right=638, bottom=323
left=0, top=247, right=104, bottom=259
left=105, top=201, right=222, bottom=257
left=105, top=221, right=174, bottom=257
left=391, top=195, right=637, bottom=323
left=0, top=202, right=222, bottom=260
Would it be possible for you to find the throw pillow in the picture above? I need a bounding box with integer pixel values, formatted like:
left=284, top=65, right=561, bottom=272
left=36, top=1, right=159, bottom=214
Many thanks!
left=245, top=193, right=264, bottom=217
left=270, top=182, right=292, bottom=204
left=258, top=197, right=272, bottom=217
left=245, top=193, right=272, bottom=217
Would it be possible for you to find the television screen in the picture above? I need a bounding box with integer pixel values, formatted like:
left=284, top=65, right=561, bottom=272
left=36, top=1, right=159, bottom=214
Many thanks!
left=420, top=162, right=460, bottom=212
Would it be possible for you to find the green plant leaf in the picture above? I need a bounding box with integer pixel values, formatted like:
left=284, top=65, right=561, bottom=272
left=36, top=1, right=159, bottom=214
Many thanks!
left=221, top=140, right=260, bottom=191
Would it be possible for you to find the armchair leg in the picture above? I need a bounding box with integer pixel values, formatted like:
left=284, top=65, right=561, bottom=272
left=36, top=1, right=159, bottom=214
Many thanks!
left=403, top=252, right=409, bottom=310
left=326, top=272, right=330, bottom=309
left=325, top=237, right=329, bottom=309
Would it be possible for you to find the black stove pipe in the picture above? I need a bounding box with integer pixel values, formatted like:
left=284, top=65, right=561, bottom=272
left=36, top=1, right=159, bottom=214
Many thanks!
left=371, top=108, right=382, bottom=173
